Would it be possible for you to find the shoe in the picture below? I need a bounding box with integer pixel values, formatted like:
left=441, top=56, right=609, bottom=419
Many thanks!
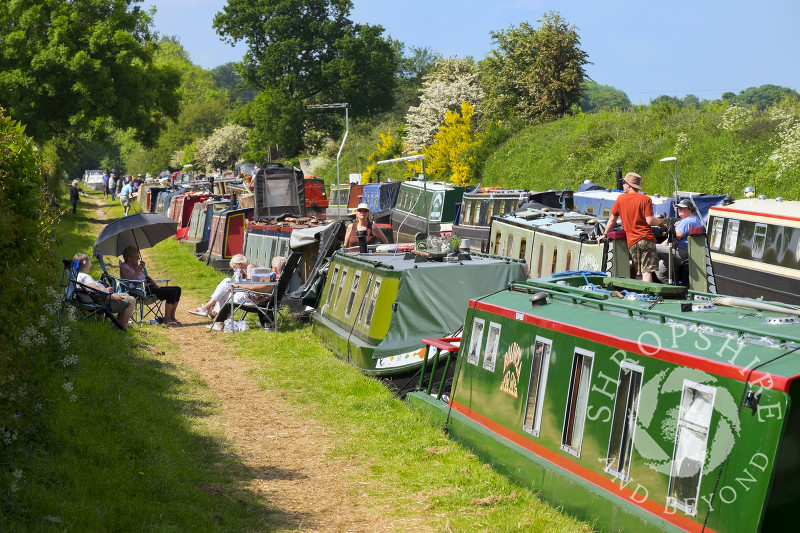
left=187, top=307, right=209, bottom=317
left=164, top=320, right=182, bottom=327
left=206, top=322, right=223, bottom=331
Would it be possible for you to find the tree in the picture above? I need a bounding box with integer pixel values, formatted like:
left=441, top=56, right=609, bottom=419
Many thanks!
left=211, top=63, right=257, bottom=104
left=392, top=44, right=442, bottom=117
left=213, top=0, right=397, bottom=157
left=195, top=124, right=249, bottom=171
left=0, top=0, right=180, bottom=148
left=580, top=82, right=631, bottom=112
left=734, top=84, right=800, bottom=109
left=480, top=12, right=590, bottom=123
left=423, top=101, right=482, bottom=186
left=404, top=59, right=482, bottom=153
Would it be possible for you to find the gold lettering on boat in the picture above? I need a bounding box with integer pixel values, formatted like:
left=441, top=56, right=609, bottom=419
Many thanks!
left=500, top=342, right=522, bottom=398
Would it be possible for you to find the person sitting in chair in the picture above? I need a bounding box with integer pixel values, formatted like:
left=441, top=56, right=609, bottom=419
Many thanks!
left=120, top=245, right=183, bottom=326
left=73, top=253, right=135, bottom=330
left=205, top=255, right=288, bottom=331
left=188, top=254, right=255, bottom=319
left=656, top=199, right=703, bottom=283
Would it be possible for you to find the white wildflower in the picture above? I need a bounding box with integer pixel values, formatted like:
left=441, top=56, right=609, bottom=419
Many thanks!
left=61, top=354, right=79, bottom=367
left=69, top=394, right=77, bottom=403
left=720, top=105, right=753, bottom=133
left=12, top=469, right=22, bottom=479
left=9, top=481, right=18, bottom=493
left=62, top=382, right=73, bottom=392
left=674, top=132, right=690, bottom=154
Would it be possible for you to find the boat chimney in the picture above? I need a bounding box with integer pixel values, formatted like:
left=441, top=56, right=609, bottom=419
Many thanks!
left=356, top=230, right=368, bottom=253
left=615, top=167, right=623, bottom=190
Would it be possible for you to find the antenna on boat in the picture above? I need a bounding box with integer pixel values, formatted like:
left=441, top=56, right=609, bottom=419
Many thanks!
left=305, top=103, right=351, bottom=194
left=377, top=154, right=428, bottom=238
left=659, top=156, right=678, bottom=213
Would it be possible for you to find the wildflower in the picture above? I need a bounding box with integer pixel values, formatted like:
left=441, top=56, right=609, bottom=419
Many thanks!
left=69, top=394, right=77, bottom=403
left=62, top=382, right=73, bottom=392
left=61, top=354, right=79, bottom=367
left=12, top=469, right=22, bottom=479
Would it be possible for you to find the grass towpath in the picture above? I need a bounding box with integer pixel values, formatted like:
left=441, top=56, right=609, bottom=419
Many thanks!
left=21, top=191, right=590, bottom=532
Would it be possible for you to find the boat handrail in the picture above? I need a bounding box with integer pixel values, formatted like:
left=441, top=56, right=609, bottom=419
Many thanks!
left=509, top=281, right=800, bottom=345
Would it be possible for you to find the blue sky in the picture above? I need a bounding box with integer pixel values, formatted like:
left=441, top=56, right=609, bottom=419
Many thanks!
left=145, top=0, right=800, bottom=104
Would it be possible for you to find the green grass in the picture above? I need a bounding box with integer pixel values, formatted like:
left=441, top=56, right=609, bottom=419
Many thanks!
left=6, top=191, right=589, bottom=531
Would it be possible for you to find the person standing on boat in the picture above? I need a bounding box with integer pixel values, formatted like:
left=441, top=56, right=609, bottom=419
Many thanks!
left=598, top=172, right=663, bottom=282
left=343, top=203, right=389, bottom=250
left=656, top=199, right=703, bottom=282
left=69, top=179, right=82, bottom=214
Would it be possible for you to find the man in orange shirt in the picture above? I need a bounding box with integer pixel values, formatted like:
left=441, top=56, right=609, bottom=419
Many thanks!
left=597, top=172, right=664, bottom=282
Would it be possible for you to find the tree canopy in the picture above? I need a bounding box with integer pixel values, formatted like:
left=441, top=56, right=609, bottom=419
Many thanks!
left=580, top=82, right=631, bottom=112
left=480, top=12, right=590, bottom=123
left=213, top=0, right=397, bottom=157
left=0, top=0, right=180, bottom=148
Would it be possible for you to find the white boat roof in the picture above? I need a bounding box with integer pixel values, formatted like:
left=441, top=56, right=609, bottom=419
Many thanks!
left=710, top=198, right=800, bottom=225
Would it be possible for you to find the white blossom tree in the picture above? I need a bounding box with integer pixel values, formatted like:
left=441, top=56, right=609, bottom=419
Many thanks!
left=404, top=58, right=482, bottom=153
left=195, top=124, right=249, bottom=171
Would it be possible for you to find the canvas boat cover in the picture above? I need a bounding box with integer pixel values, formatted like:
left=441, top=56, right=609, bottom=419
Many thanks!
left=372, top=257, right=525, bottom=358
left=253, top=164, right=306, bottom=220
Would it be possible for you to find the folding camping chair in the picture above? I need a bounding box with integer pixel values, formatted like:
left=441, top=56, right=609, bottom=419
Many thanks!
left=60, top=258, right=125, bottom=330
left=215, top=252, right=301, bottom=331
left=93, top=251, right=167, bottom=325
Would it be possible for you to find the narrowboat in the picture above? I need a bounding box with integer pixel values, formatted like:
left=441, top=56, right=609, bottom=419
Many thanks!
left=454, top=188, right=573, bottom=253
left=82, top=169, right=105, bottom=191
left=707, top=197, right=800, bottom=305
left=243, top=218, right=332, bottom=282
left=203, top=206, right=254, bottom=268
left=184, top=198, right=230, bottom=254
left=312, top=249, right=526, bottom=376
left=360, top=181, right=401, bottom=224
left=327, top=183, right=364, bottom=220
left=304, top=176, right=329, bottom=217
left=409, top=271, right=800, bottom=532
left=390, top=180, right=468, bottom=243
left=487, top=207, right=609, bottom=278
left=252, top=163, right=307, bottom=219
left=169, top=191, right=211, bottom=229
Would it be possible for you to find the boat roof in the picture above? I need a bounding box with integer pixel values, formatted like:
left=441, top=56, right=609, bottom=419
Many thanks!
left=398, top=180, right=465, bottom=192
left=710, top=198, right=800, bottom=226
left=478, top=273, right=800, bottom=390
left=332, top=250, right=521, bottom=272
left=492, top=208, right=604, bottom=239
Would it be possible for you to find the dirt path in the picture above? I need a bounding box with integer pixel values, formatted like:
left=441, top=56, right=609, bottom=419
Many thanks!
left=94, top=202, right=415, bottom=532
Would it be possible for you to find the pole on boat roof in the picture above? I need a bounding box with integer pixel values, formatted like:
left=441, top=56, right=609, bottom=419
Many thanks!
left=377, top=154, right=428, bottom=238
left=305, top=103, right=350, bottom=194
left=660, top=156, right=678, bottom=211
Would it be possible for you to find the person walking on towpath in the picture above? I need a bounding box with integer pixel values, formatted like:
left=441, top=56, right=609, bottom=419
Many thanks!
left=598, top=172, right=664, bottom=283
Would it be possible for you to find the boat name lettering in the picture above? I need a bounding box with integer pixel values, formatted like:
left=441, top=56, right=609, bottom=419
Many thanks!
left=499, top=342, right=522, bottom=399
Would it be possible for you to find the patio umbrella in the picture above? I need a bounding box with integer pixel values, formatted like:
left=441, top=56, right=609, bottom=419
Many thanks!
left=93, top=213, right=178, bottom=257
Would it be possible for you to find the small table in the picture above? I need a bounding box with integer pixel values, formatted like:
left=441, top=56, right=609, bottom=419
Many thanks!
left=228, top=280, right=279, bottom=332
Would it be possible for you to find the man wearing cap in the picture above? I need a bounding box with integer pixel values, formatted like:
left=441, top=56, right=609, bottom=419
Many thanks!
left=656, top=199, right=703, bottom=282
left=598, top=172, right=663, bottom=282
left=343, top=203, right=389, bottom=250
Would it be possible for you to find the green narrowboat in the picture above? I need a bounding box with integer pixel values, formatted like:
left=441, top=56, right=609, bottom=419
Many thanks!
left=312, top=249, right=526, bottom=376
left=327, top=183, right=364, bottom=220
left=707, top=197, right=800, bottom=305
left=409, top=272, right=800, bottom=532
left=391, top=180, right=468, bottom=243
left=454, top=188, right=573, bottom=253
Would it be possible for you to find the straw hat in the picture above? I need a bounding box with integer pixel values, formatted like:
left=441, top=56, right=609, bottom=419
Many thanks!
left=356, top=203, right=370, bottom=212
left=623, top=172, right=643, bottom=190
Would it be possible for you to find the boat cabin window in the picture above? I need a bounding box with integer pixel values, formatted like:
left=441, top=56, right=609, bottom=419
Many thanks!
left=709, top=218, right=724, bottom=250
left=364, top=277, right=382, bottom=327
left=551, top=249, right=558, bottom=275
left=356, top=276, right=373, bottom=322
left=506, top=234, right=514, bottom=257
left=586, top=206, right=595, bottom=214
left=493, top=232, right=502, bottom=255
left=752, top=223, right=768, bottom=259
left=797, top=238, right=800, bottom=263
left=605, top=363, right=644, bottom=481
left=345, top=271, right=361, bottom=317
left=463, top=201, right=473, bottom=226
left=667, top=381, right=716, bottom=516
left=724, top=219, right=739, bottom=253
left=561, top=349, right=594, bottom=458
left=325, top=266, right=340, bottom=309
left=602, top=208, right=610, bottom=217
left=536, top=244, right=545, bottom=278
left=333, top=268, right=348, bottom=310
left=522, top=337, right=552, bottom=438
left=482, top=322, right=501, bottom=372
left=474, top=203, right=482, bottom=226
left=566, top=250, right=572, bottom=271
left=466, top=318, right=485, bottom=366
left=519, top=238, right=527, bottom=260
left=487, top=201, right=495, bottom=221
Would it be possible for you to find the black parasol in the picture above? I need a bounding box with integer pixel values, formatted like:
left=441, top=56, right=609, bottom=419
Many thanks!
left=93, top=213, right=178, bottom=257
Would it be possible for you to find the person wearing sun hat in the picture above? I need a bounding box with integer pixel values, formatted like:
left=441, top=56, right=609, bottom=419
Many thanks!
left=343, top=202, right=389, bottom=250
left=597, top=172, right=664, bottom=282
left=655, top=198, right=703, bottom=282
